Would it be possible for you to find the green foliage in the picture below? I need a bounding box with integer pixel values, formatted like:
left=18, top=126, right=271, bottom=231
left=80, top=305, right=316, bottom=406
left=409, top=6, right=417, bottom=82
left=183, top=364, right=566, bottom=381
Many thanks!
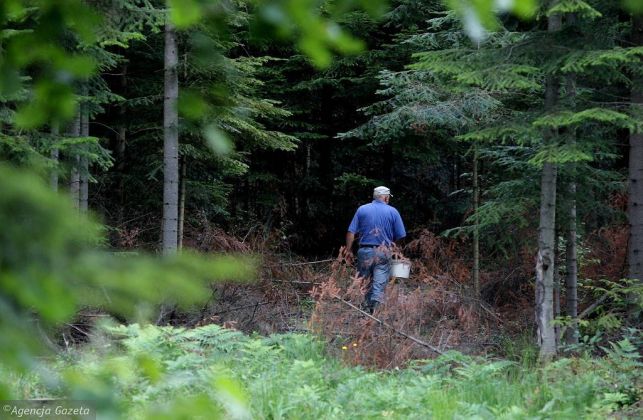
left=457, top=125, right=539, bottom=145
left=445, top=0, right=537, bottom=41
left=12, top=322, right=643, bottom=418
left=533, top=108, right=640, bottom=131
left=0, top=1, right=100, bottom=126
left=334, top=172, right=378, bottom=192
left=0, top=165, right=256, bottom=398
left=558, top=47, right=643, bottom=74
left=623, top=0, right=643, bottom=14
left=528, top=142, right=594, bottom=165
left=165, top=0, right=389, bottom=68
left=547, top=0, right=602, bottom=20
left=251, top=0, right=386, bottom=68
left=583, top=277, right=643, bottom=323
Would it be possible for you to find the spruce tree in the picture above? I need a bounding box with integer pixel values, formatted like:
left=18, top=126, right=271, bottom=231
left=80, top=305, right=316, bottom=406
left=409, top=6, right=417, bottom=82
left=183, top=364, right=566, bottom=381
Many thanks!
left=162, top=16, right=179, bottom=255
left=535, top=4, right=562, bottom=360
left=628, top=14, right=643, bottom=316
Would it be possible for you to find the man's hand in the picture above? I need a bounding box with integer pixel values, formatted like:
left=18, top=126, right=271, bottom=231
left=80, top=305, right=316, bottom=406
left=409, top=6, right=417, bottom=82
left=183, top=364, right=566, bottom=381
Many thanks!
left=341, top=247, right=354, bottom=264
left=343, top=232, right=356, bottom=264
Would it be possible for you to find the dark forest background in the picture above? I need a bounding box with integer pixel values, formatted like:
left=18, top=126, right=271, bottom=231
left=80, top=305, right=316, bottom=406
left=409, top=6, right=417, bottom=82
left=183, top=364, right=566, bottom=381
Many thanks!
left=92, top=2, right=503, bottom=255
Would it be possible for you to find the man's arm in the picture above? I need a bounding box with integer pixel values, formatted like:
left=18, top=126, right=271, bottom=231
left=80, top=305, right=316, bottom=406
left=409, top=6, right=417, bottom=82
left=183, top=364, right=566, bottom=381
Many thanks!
left=393, top=209, right=406, bottom=242
left=346, top=231, right=355, bottom=251
left=342, top=232, right=356, bottom=263
left=344, top=209, right=359, bottom=262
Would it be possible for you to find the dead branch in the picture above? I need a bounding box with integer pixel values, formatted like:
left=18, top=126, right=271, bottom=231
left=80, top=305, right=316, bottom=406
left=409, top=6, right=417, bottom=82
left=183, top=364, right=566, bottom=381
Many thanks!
left=579, top=294, right=609, bottom=320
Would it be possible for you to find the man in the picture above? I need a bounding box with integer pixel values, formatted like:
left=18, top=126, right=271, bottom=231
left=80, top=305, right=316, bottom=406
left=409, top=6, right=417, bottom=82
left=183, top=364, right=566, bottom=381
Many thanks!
left=343, top=186, right=406, bottom=313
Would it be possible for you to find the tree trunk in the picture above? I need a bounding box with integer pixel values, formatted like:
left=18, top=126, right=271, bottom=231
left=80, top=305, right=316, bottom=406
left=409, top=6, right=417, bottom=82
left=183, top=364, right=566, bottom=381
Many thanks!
left=117, top=63, right=128, bottom=225
left=162, top=18, right=179, bottom=255
left=565, top=179, right=579, bottom=344
left=628, top=15, right=643, bottom=318
left=305, top=141, right=311, bottom=217
left=69, top=110, right=81, bottom=210
left=535, top=8, right=562, bottom=360
left=564, top=48, right=579, bottom=344
left=554, top=267, right=561, bottom=345
left=80, top=99, right=89, bottom=214
left=178, top=157, right=186, bottom=250
left=472, top=144, right=480, bottom=296
left=536, top=161, right=558, bottom=359
left=50, top=124, right=59, bottom=192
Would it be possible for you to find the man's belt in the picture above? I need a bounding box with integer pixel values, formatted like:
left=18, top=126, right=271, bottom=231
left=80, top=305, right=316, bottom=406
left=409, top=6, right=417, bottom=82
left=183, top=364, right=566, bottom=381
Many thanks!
left=360, top=244, right=380, bottom=248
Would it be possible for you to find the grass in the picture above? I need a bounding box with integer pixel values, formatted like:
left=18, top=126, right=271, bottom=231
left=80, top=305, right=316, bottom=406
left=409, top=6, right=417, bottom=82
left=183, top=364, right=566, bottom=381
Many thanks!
left=12, top=323, right=642, bottom=419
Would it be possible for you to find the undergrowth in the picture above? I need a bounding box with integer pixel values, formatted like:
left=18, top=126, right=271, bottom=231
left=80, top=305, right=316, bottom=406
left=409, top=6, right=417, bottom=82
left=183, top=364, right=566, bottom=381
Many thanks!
left=15, top=323, right=642, bottom=419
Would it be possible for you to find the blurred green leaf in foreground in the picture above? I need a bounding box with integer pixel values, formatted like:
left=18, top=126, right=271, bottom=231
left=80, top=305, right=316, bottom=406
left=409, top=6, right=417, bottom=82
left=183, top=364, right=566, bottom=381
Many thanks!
left=0, top=164, right=256, bottom=399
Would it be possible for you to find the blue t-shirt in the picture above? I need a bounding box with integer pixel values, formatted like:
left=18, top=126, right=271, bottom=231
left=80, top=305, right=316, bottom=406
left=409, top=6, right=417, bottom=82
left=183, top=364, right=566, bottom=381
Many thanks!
left=348, top=200, right=406, bottom=246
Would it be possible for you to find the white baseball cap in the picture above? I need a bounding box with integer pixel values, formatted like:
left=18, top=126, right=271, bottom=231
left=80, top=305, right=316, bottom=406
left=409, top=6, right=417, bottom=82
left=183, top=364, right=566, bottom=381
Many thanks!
left=374, top=186, right=392, bottom=196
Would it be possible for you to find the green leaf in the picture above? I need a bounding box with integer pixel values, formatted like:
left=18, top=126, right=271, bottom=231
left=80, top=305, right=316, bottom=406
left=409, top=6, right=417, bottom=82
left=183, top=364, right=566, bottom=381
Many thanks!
left=444, top=0, right=537, bottom=41
left=512, top=0, right=538, bottom=18
left=179, top=90, right=210, bottom=120
left=298, top=37, right=332, bottom=68
left=204, top=124, right=233, bottom=155
left=14, top=81, right=76, bottom=129
left=213, top=375, right=250, bottom=419
left=169, top=0, right=202, bottom=28
left=57, top=55, right=97, bottom=78
left=623, top=0, right=643, bottom=14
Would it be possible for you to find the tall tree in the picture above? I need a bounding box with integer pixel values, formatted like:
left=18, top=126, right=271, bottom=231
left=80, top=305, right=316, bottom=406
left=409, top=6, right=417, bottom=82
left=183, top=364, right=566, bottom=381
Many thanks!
left=628, top=15, right=643, bottom=314
left=69, top=110, right=82, bottom=210
left=50, top=124, right=59, bottom=192
left=473, top=144, right=480, bottom=296
left=535, top=5, right=561, bottom=359
left=178, top=157, right=186, bottom=250
left=80, top=96, right=89, bottom=213
left=162, top=16, right=179, bottom=255
left=564, top=72, right=579, bottom=345
left=564, top=13, right=579, bottom=345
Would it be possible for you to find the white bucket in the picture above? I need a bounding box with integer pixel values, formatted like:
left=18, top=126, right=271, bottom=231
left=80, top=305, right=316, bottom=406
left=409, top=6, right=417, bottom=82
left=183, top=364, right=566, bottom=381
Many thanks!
left=390, top=260, right=411, bottom=279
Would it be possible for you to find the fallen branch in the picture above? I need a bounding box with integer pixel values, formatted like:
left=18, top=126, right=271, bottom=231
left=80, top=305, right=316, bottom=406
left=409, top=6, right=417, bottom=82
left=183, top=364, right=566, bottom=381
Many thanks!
left=272, top=279, right=323, bottom=286
left=579, top=294, right=609, bottom=320
left=212, top=302, right=270, bottom=316
left=475, top=300, right=505, bottom=324
left=65, top=323, right=90, bottom=337
left=267, top=258, right=337, bottom=268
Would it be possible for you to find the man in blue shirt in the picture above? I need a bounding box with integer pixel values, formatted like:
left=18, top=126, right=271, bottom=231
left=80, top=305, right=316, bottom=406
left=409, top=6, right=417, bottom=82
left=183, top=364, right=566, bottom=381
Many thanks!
left=343, top=186, right=406, bottom=313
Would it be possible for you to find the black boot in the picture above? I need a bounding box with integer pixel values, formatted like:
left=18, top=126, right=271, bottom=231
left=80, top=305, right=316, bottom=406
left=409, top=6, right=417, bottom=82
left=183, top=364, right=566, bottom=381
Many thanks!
left=370, top=301, right=380, bottom=314
left=361, top=300, right=379, bottom=314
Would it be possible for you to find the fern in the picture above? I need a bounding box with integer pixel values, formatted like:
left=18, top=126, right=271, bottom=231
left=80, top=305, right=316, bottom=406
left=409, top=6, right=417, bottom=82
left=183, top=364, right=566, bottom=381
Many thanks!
left=181, top=324, right=245, bottom=353
left=454, top=360, right=515, bottom=382
left=15, top=322, right=643, bottom=419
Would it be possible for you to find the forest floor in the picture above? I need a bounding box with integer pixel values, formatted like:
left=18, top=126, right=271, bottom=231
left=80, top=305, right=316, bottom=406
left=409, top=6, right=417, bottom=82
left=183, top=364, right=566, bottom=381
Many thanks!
left=164, top=223, right=632, bottom=365
left=138, top=226, right=538, bottom=369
